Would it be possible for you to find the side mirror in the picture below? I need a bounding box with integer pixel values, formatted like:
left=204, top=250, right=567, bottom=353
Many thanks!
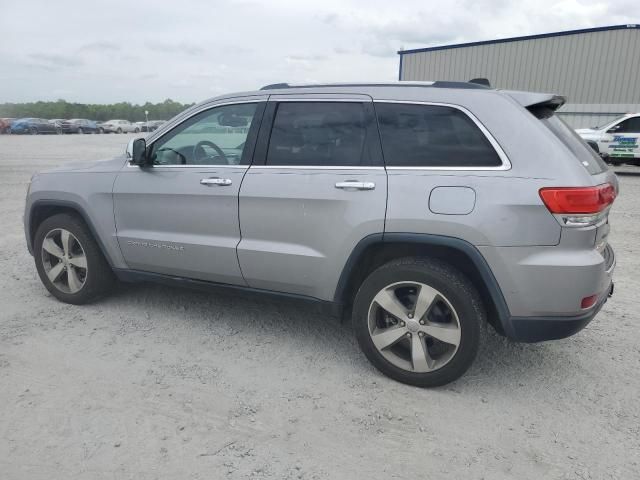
left=126, top=137, right=148, bottom=166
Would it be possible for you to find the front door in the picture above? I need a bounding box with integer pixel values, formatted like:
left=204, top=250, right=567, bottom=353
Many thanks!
left=237, top=96, right=387, bottom=301
left=113, top=98, right=266, bottom=285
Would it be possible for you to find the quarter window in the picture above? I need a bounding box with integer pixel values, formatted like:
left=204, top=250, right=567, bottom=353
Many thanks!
left=375, top=103, right=502, bottom=167
left=266, top=102, right=369, bottom=167
left=150, top=103, right=258, bottom=166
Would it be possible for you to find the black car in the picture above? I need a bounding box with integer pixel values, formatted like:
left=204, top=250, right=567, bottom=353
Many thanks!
left=67, top=119, right=100, bottom=134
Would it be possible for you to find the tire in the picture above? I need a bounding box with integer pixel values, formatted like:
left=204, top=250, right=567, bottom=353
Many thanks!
left=98, top=128, right=104, bottom=134
left=117, top=128, right=123, bottom=134
left=134, top=128, right=140, bottom=133
left=352, top=257, right=484, bottom=388
left=78, top=128, right=84, bottom=134
left=30, top=127, right=38, bottom=135
left=33, top=213, right=115, bottom=305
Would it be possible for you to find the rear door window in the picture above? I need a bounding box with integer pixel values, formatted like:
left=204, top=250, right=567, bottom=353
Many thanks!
left=266, top=102, right=369, bottom=167
left=374, top=103, right=503, bottom=168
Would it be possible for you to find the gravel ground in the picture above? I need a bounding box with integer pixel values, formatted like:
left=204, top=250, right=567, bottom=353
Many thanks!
left=1, top=134, right=639, bottom=480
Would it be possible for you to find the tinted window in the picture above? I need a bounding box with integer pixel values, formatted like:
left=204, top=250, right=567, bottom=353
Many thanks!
left=615, top=117, right=640, bottom=133
left=540, top=115, right=607, bottom=175
left=266, top=102, right=368, bottom=166
left=375, top=103, right=502, bottom=167
left=150, top=103, right=258, bottom=166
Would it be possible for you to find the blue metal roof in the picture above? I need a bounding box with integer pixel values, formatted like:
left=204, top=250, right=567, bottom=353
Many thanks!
left=398, top=24, right=640, bottom=56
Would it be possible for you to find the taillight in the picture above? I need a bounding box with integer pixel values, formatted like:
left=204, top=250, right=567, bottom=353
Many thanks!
left=539, top=183, right=616, bottom=227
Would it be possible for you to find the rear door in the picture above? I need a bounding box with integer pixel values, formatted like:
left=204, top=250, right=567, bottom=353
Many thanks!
left=113, top=97, right=266, bottom=284
left=237, top=95, right=387, bottom=300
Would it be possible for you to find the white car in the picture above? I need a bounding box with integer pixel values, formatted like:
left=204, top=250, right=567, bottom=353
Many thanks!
left=577, top=114, right=640, bottom=165
left=101, top=119, right=140, bottom=134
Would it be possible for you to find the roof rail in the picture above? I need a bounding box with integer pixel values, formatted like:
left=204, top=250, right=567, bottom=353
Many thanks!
left=259, top=81, right=491, bottom=91
left=260, top=83, right=290, bottom=90
left=469, top=78, right=491, bottom=87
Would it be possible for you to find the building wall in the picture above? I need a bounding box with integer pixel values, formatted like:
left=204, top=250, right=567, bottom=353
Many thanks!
left=399, top=26, right=640, bottom=128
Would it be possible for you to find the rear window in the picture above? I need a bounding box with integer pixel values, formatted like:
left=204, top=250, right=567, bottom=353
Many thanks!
left=539, top=114, right=608, bottom=175
left=375, top=103, right=502, bottom=168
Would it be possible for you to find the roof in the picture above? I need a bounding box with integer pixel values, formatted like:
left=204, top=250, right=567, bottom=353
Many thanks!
left=398, top=24, right=640, bottom=55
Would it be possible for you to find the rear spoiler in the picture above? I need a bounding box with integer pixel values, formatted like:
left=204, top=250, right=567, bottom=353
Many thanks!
left=503, top=91, right=566, bottom=119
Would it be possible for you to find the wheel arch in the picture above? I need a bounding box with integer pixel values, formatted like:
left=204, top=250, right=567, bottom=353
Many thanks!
left=28, top=200, right=116, bottom=268
left=334, top=233, right=511, bottom=334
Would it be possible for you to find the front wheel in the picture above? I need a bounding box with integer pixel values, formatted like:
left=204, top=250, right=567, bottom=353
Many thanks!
left=352, top=257, right=484, bottom=387
left=34, top=213, right=115, bottom=305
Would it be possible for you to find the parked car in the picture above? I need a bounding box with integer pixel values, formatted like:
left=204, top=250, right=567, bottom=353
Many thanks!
left=67, top=119, right=99, bottom=134
left=0, top=118, right=14, bottom=133
left=134, top=121, right=165, bottom=133
left=11, top=118, right=60, bottom=134
left=577, top=113, right=640, bottom=165
left=101, top=119, right=139, bottom=134
left=49, top=119, right=73, bottom=134
left=141, top=120, right=166, bottom=132
left=24, top=81, right=617, bottom=387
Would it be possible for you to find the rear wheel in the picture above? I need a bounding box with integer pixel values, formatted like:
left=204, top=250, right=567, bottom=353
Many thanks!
left=34, top=214, right=115, bottom=304
left=353, top=257, right=483, bottom=387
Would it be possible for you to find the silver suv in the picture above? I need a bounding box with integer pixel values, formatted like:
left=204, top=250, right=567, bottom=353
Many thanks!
left=24, top=82, right=617, bottom=387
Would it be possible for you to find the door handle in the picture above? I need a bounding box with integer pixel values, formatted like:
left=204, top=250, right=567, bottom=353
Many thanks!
left=200, top=177, right=232, bottom=186
left=335, top=181, right=375, bottom=191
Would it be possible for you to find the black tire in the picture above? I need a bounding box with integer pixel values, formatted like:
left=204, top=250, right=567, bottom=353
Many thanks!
left=78, top=127, right=84, bottom=134
left=33, top=213, right=115, bottom=305
left=352, top=257, right=484, bottom=388
left=117, top=128, right=123, bottom=134
left=30, top=127, right=38, bottom=135
left=134, top=128, right=140, bottom=133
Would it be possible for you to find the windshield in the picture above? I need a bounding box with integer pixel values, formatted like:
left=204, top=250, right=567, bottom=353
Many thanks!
left=592, top=115, right=628, bottom=130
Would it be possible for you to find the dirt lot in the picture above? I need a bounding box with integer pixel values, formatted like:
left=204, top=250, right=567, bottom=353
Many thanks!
left=1, top=134, right=639, bottom=479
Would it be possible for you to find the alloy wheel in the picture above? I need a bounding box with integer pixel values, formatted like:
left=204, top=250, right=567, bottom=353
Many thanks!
left=41, top=228, right=88, bottom=294
left=367, top=281, right=461, bottom=373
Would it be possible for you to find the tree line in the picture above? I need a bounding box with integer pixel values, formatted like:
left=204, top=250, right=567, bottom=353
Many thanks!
left=0, top=99, right=195, bottom=122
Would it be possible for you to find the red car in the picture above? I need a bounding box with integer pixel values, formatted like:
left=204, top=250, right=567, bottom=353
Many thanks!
left=0, top=118, right=14, bottom=134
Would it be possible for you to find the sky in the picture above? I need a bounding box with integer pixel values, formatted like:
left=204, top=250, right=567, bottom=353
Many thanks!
left=1, top=0, right=638, bottom=104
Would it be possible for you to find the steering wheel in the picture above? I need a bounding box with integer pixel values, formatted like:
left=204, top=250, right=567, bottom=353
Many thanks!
left=193, top=140, right=229, bottom=165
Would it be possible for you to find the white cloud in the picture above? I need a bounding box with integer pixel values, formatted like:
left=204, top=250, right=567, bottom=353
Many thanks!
left=0, top=0, right=637, bottom=103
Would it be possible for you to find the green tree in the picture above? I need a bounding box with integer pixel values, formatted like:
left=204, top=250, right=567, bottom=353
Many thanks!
left=0, top=99, right=195, bottom=121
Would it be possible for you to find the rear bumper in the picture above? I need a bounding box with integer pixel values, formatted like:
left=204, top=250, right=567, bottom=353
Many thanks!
left=506, top=281, right=613, bottom=342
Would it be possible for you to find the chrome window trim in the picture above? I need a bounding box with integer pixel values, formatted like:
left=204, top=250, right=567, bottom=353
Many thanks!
left=130, top=99, right=263, bottom=169
left=374, top=100, right=512, bottom=171
left=248, top=166, right=385, bottom=171
left=268, top=97, right=371, bottom=102
left=128, top=164, right=250, bottom=170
